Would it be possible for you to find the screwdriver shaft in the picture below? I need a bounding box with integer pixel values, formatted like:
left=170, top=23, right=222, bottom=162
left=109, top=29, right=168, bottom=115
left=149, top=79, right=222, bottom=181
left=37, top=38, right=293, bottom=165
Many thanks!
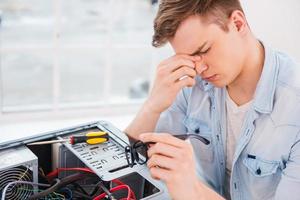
left=28, top=139, right=69, bottom=145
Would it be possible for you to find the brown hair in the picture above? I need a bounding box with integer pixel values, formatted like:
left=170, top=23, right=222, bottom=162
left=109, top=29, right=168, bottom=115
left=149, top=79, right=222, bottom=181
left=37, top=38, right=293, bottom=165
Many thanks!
left=152, top=0, right=244, bottom=47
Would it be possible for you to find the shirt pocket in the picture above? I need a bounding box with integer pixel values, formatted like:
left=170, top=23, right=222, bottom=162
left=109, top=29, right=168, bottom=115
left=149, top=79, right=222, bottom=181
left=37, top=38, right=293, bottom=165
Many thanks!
left=242, top=155, right=281, bottom=195
left=243, top=155, right=280, bottom=177
left=183, top=117, right=214, bottom=162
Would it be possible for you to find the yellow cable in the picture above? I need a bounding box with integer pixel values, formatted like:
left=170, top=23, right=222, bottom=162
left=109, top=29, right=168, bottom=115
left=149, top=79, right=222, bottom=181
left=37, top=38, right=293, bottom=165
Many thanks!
left=53, top=191, right=66, bottom=200
left=18, top=167, right=29, bottom=181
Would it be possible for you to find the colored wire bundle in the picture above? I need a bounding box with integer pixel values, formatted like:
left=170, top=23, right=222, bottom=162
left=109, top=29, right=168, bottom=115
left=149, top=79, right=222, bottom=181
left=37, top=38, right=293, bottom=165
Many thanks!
left=2, top=167, right=137, bottom=199
left=30, top=169, right=99, bottom=199
left=46, top=167, right=136, bottom=200
left=18, top=187, right=66, bottom=200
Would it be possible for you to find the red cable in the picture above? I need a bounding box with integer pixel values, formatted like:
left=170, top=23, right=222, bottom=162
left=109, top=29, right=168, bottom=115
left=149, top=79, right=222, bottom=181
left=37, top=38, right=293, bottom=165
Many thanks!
left=112, top=179, right=125, bottom=185
left=46, top=168, right=136, bottom=200
left=112, top=179, right=136, bottom=200
left=93, top=185, right=132, bottom=200
left=46, top=167, right=94, bottom=180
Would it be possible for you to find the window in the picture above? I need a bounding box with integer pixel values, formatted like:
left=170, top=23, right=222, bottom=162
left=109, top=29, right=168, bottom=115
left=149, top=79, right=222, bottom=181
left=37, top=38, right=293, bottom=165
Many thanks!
left=0, top=0, right=171, bottom=117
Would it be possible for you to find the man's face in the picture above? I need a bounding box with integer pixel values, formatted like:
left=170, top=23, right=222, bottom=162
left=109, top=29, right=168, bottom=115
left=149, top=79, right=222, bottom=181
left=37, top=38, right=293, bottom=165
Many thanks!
left=170, top=15, right=246, bottom=88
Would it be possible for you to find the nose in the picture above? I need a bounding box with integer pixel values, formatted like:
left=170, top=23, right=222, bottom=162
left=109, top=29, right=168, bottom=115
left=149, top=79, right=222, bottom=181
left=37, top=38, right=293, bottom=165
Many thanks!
left=195, top=60, right=208, bottom=75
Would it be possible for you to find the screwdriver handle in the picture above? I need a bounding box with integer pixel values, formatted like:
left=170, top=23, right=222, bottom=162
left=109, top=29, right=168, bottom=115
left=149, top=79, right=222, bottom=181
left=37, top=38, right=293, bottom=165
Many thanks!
left=70, top=131, right=109, bottom=145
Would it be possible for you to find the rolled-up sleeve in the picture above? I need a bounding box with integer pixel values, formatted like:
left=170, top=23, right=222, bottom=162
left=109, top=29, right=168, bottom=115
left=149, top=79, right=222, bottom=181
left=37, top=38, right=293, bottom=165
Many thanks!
left=275, top=131, right=300, bottom=199
left=155, top=88, right=191, bottom=135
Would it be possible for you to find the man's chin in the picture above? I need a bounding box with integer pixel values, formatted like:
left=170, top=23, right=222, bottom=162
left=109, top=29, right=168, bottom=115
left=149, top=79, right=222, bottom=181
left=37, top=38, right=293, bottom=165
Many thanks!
left=210, top=81, right=226, bottom=88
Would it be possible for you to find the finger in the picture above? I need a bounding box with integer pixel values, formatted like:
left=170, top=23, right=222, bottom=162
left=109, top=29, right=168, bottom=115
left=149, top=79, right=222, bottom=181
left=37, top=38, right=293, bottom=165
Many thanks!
left=163, top=54, right=201, bottom=66
left=175, top=76, right=196, bottom=89
left=140, top=133, right=187, bottom=148
left=175, top=54, right=202, bottom=63
left=148, top=143, right=155, bottom=148
left=147, top=154, right=177, bottom=170
left=161, top=57, right=197, bottom=73
left=149, top=166, right=171, bottom=182
left=147, top=142, right=180, bottom=158
left=168, top=66, right=197, bottom=82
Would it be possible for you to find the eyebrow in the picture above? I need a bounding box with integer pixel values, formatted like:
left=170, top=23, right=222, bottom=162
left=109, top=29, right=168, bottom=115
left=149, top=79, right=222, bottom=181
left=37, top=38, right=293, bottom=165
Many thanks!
left=190, top=42, right=208, bottom=56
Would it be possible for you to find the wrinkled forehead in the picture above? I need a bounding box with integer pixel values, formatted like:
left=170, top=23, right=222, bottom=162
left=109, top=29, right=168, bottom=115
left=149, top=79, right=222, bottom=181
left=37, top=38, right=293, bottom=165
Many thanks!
left=169, top=15, right=223, bottom=55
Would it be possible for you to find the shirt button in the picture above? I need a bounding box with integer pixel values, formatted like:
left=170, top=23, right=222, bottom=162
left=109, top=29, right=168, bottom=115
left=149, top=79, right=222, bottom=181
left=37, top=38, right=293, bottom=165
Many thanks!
left=256, top=168, right=262, bottom=175
left=194, top=128, right=200, bottom=133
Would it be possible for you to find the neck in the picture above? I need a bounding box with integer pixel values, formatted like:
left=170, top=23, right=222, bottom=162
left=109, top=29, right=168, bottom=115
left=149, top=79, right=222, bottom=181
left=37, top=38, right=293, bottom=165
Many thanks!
left=227, top=37, right=265, bottom=106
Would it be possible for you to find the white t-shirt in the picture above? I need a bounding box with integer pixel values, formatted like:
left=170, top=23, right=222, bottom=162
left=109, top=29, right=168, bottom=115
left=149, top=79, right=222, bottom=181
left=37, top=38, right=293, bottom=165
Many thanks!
left=224, top=91, right=253, bottom=199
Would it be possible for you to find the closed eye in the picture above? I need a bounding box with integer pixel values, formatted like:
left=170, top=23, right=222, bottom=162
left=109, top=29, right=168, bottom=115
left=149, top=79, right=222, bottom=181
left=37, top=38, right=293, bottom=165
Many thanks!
left=199, top=47, right=210, bottom=55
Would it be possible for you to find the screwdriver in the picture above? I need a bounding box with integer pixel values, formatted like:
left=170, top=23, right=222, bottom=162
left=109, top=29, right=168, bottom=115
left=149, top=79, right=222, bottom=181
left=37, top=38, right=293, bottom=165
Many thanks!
left=28, top=131, right=109, bottom=145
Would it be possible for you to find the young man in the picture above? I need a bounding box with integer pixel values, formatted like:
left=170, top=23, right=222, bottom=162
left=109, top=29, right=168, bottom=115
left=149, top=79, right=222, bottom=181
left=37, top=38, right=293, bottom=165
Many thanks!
left=125, top=0, right=300, bottom=199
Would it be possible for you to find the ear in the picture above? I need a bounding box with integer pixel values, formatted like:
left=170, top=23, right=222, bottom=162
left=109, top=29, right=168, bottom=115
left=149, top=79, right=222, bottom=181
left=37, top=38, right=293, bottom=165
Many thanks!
left=229, top=10, right=248, bottom=34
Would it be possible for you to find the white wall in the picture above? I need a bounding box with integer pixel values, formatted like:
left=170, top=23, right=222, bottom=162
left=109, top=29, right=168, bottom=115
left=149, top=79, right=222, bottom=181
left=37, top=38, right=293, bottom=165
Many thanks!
left=241, top=0, right=300, bottom=61
left=1, top=1, right=300, bottom=143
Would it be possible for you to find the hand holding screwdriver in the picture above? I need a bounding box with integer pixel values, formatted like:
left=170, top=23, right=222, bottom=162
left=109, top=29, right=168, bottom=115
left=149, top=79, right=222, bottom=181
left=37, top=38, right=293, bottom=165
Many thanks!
left=125, top=134, right=210, bottom=167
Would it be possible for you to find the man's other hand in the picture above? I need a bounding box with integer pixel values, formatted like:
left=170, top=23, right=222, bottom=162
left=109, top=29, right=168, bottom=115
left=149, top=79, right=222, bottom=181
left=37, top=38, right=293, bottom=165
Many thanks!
left=145, top=55, right=203, bottom=114
left=139, top=132, right=201, bottom=200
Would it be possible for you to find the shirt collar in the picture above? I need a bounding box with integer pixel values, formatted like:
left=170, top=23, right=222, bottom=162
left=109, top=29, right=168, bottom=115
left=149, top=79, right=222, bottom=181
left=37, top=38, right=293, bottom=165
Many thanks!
left=253, top=43, right=279, bottom=114
left=195, top=76, right=214, bottom=92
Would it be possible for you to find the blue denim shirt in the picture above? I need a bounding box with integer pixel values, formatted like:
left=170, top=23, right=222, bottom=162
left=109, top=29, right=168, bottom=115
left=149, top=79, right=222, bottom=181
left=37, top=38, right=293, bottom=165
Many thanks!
left=155, top=45, right=300, bottom=200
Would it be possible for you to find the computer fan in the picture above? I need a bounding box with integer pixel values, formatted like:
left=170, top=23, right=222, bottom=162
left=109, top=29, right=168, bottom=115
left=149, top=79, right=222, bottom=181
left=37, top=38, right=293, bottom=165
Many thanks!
left=0, top=146, right=38, bottom=200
